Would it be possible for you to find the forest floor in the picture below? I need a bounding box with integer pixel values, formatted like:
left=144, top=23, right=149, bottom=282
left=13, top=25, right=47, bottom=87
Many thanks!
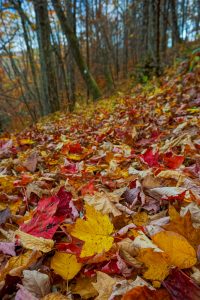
left=0, top=48, right=200, bottom=300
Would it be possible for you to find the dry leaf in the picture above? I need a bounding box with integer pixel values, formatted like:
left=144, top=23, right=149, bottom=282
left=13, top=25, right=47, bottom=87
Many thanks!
left=0, top=250, right=41, bottom=281
left=51, top=252, right=82, bottom=280
left=22, top=270, right=50, bottom=298
left=41, top=293, right=71, bottom=300
left=71, top=205, right=114, bottom=257
left=15, top=284, right=38, bottom=300
left=84, top=191, right=121, bottom=216
left=109, top=276, right=154, bottom=299
left=92, top=271, right=117, bottom=300
left=152, top=230, right=197, bottom=269
left=164, top=205, right=200, bottom=249
left=15, top=230, right=54, bottom=253
left=132, top=211, right=149, bottom=226
left=137, top=248, right=170, bottom=283
left=72, top=276, right=98, bottom=299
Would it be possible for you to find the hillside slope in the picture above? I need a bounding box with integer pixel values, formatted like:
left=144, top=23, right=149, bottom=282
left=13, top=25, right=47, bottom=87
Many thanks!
left=0, top=49, right=200, bottom=299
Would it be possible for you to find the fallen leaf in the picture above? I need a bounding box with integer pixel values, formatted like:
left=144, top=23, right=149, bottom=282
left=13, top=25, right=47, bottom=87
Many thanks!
left=164, top=205, right=200, bottom=249
left=137, top=248, right=170, bottom=283
left=92, top=271, right=117, bottom=300
left=23, top=152, right=38, bottom=172
left=0, top=208, right=11, bottom=225
left=152, top=230, right=197, bottom=268
left=84, top=191, right=121, bottom=216
left=22, top=270, right=50, bottom=298
left=0, top=242, right=16, bottom=256
left=122, top=285, right=171, bottom=300
left=15, top=284, right=38, bottom=300
left=72, top=276, right=98, bottom=299
left=50, top=252, right=82, bottom=280
left=15, top=230, right=54, bottom=253
left=163, top=267, right=200, bottom=300
left=0, top=250, right=41, bottom=281
left=109, top=276, right=154, bottom=299
left=41, top=293, right=71, bottom=300
left=71, top=205, right=114, bottom=257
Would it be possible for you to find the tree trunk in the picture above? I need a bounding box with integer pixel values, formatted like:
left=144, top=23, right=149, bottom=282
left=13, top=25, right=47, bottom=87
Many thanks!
left=52, top=0, right=101, bottom=101
left=33, top=0, right=60, bottom=115
left=170, top=0, right=180, bottom=46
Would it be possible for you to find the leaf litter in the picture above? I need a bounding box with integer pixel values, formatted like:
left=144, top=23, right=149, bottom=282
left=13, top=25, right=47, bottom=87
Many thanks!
left=0, top=51, right=200, bottom=299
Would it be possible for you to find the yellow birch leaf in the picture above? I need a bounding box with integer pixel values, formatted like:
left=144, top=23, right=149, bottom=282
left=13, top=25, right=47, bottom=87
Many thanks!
left=152, top=230, right=197, bottom=269
left=50, top=252, right=82, bottom=280
left=0, top=250, right=41, bottom=281
left=71, top=205, right=114, bottom=257
left=15, top=230, right=54, bottom=253
left=137, top=248, right=170, bottom=283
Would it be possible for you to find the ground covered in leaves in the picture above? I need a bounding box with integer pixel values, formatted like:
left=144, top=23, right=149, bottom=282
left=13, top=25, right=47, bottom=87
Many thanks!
left=0, top=50, right=200, bottom=300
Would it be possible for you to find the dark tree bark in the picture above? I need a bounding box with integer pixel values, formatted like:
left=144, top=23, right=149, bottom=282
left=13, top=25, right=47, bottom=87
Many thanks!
left=66, top=0, right=76, bottom=111
left=170, top=0, right=181, bottom=46
left=33, top=0, right=60, bottom=115
left=52, top=0, right=101, bottom=101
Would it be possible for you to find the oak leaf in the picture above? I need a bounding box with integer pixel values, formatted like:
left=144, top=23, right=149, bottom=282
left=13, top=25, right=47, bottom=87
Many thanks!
left=71, top=205, right=114, bottom=257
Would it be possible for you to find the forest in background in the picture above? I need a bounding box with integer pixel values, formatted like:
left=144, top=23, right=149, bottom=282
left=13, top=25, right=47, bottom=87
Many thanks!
left=0, top=0, right=199, bottom=131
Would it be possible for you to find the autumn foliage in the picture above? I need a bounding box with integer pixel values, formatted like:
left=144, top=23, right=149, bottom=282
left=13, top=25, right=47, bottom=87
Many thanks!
left=0, top=49, right=200, bottom=299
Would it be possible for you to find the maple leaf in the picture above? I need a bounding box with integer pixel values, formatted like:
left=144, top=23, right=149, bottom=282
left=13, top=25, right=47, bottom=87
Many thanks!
left=84, top=191, right=121, bottom=216
left=71, top=204, right=114, bottom=257
left=162, top=152, right=184, bottom=169
left=152, top=230, right=197, bottom=269
left=137, top=248, right=170, bottom=283
left=20, top=188, right=77, bottom=239
left=50, top=252, right=82, bottom=280
left=139, top=148, right=160, bottom=167
left=164, top=205, right=200, bottom=249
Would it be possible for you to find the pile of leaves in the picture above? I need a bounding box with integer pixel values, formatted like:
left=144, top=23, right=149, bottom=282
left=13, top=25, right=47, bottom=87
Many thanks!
left=0, top=50, right=199, bottom=300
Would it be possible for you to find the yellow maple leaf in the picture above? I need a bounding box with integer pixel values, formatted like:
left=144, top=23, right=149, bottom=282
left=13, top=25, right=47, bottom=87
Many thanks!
left=50, top=252, right=82, bottom=280
left=15, top=230, right=54, bottom=253
left=164, top=205, right=200, bottom=250
left=152, top=230, right=197, bottom=269
left=137, top=248, right=170, bottom=283
left=71, top=205, right=114, bottom=257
